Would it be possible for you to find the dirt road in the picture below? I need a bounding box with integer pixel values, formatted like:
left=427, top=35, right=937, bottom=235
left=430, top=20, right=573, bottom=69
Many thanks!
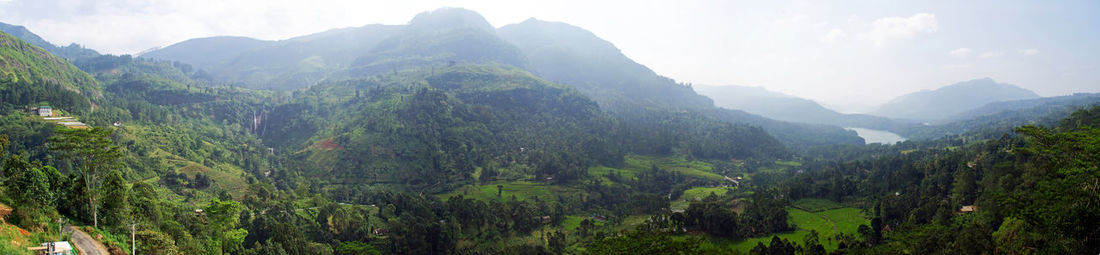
left=67, top=226, right=109, bottom=255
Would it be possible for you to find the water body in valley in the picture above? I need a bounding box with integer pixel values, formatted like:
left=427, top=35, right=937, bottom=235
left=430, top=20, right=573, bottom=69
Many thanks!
left=847, top=127, right=907, bottom=144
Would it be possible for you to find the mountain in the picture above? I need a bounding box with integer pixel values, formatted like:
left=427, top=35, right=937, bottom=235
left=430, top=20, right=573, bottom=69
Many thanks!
left=498, top=19, right=710, bottom=111
left=344, top=8, right=527, bottom=78
left=261, top=65, right=788, bottom=191
left=141, top=9, right=863, bottom=148
left=498, top=19, right=863, bottom=147
left=871, top=78, right=1040, bottom=121
left=695, top=85, right=916, bottom=132
left=139, top=36, right=271, bottom=72
left=0, top=31, right=99, bottom=114
left=901, top=93, right=1100, bottom=140
left=0, top=22, right=100, bottom=60
left=140, top=8, right=521, bottom=90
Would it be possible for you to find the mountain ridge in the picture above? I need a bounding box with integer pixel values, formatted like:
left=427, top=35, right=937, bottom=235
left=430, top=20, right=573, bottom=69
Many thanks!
left=871, top=78, right=1039, bottom=121
left=0, top=22, right=100, bottom=60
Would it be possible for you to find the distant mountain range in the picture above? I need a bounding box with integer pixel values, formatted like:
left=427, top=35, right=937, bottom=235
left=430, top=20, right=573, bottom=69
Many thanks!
left=0, top=29, right=99, bottom=114
left=137, top=8, right=865, bottom=148
left=0, top=22, right=100, bottom=60
left=695, top=78, right=1099, bottom=141
left=901, top=92, right=1100, bottom=140
left=694, top=85, right=917, bottom=132
left=870, top=78, right=1040, bottom=121
left=12, top=8, right=1089, bottom=146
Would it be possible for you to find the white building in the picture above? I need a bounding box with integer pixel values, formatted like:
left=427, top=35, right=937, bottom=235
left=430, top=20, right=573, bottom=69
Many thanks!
left=28, top=241, right=73, bottom=255
left=37, top=106, right=53, bottom=117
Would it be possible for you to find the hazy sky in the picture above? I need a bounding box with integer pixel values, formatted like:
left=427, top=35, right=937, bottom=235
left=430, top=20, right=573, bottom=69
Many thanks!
left=1, top=0, right=1098, bottom=112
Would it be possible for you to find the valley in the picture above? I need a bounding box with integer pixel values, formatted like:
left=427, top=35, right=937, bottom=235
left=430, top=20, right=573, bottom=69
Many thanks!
left=0, top=4, right=1098, bottom=255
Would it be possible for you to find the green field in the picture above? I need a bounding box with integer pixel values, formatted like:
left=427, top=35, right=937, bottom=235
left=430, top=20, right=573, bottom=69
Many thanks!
left=792, top=198, right=847, bottom=212
left=727, top=207, right=870, bottom=253
left=589, top=154, right=723, bottom=184
left=746, top=160, right=804, bottom=181
left=439, top=181, right=579, bottom=203
left=671, top=186, right=735, bottom=211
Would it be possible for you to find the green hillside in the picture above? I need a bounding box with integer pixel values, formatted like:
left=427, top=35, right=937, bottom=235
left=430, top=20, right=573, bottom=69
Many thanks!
left=0, top=31, right=99, bottom=114
left=2, top=7, right=1098, bottom=255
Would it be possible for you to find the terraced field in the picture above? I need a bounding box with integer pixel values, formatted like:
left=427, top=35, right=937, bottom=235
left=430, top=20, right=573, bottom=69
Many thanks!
left=438, top=181, right=581, bottom=203
left=589, top=154, right=723, bottom=184
left=670, top=186, right=735, bottom=211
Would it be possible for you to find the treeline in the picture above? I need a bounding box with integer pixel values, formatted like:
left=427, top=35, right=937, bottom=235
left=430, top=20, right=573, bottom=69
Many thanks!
left=775, top=106, right=1100, bottom=253
left=267, top=65, right=789, bottom=194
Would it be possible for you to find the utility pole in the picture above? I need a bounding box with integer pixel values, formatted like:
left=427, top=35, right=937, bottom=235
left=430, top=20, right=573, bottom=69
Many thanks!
left=130, top=222, right=137, bottom=255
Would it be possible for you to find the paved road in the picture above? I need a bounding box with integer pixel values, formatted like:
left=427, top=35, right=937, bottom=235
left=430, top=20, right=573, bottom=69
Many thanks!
left=67, top=226, right=109, bottom=255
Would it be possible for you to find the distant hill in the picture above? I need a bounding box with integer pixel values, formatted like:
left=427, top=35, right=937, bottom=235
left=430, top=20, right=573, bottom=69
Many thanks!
left=262, top=65, right=789, bottom=190
left=499, top=19, right=710, bottom=111
left=140, top=8, right=522, bottom=90
left=0, top=31, right=99, bottom=113
left=345, top=8, right=527, bottom=77
left=901, top=93, right=1100, bottom=140
left=0, top=22, right=100, bottom=60
left=139, top=36, right=271, bottom=72
left=498, top=19, right=863, bottom=147
left=140, top=8, right=864, bottom=148
left=695, top=85, right=916, bottom=132
left=871, top=78, right=1039, bottom=121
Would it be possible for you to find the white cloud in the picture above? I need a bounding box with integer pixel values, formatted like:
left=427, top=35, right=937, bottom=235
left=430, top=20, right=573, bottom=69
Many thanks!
left=1018, top=48, right=1040, bottom=56
left=949, top=48, right=972, bottom=57
left=819, top=29, right=847, bottom=44
left=865, top=13, right=938, bottom=46
left=979, top=51, right=1001, bottom=58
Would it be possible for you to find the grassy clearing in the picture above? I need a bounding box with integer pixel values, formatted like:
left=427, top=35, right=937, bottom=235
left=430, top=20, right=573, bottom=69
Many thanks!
left=608, top=215, right=651, bottom=233
left=746, top=160, right=803, bottom=181
left=588, top=154, right=722, bottom=184
left=792, top=198, right=847, bottom=212
left=671, top=186, right=736, bottom=211
left=0, top=223, right=35, bottom=255
left=727, top=207, right=870, bottom=253
left=176, top=162, right=249, bottom=198
left=681, top=186, right=732, bottom=199
left=775, top=160, right=802, bottom=167
left=819, top=208, right=869, bottom=236
left=438, top=181, right=579, bottom=203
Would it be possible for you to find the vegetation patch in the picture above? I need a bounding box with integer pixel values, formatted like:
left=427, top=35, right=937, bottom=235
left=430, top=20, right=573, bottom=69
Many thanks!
left=729, top=207, right=869, bottom=253
left=438, top=181, right=578, bottom=203
left=792, top=198, right=847, bottom=212
left=672, top=186, right=735, bottom=211
left=589, top=154, right=722, bottom=183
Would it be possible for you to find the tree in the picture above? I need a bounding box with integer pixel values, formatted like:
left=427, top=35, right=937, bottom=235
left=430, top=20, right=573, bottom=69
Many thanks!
left=0, top=134, right=8, bottom=164
left=49, top=127, right=122, bottom=228
left=992, top=217, right=1040, bottom=254
left=802, top=230, right=826, bottom=255
left=130, top=181, right=161, bottom=223
left=4, top=155, right=52, bottom=228
left=205, top=198, right=248, bottom=253
left=135, top=230, right=180, bottom=255
left=334, top=241, right=381, bottom=255
left=62, top=172, right=92, bottom=223
left=100, top=170, right=130, bottom=229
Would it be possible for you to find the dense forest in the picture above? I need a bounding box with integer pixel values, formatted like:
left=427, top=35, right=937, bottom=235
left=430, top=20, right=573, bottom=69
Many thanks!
left=2, top=7, right=1099, bottom=255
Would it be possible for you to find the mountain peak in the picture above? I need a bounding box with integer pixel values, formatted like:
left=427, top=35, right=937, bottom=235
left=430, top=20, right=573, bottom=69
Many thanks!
left=408, top=7, right=494, bottom=32
left=872, top=78, right=1040, bottom=121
